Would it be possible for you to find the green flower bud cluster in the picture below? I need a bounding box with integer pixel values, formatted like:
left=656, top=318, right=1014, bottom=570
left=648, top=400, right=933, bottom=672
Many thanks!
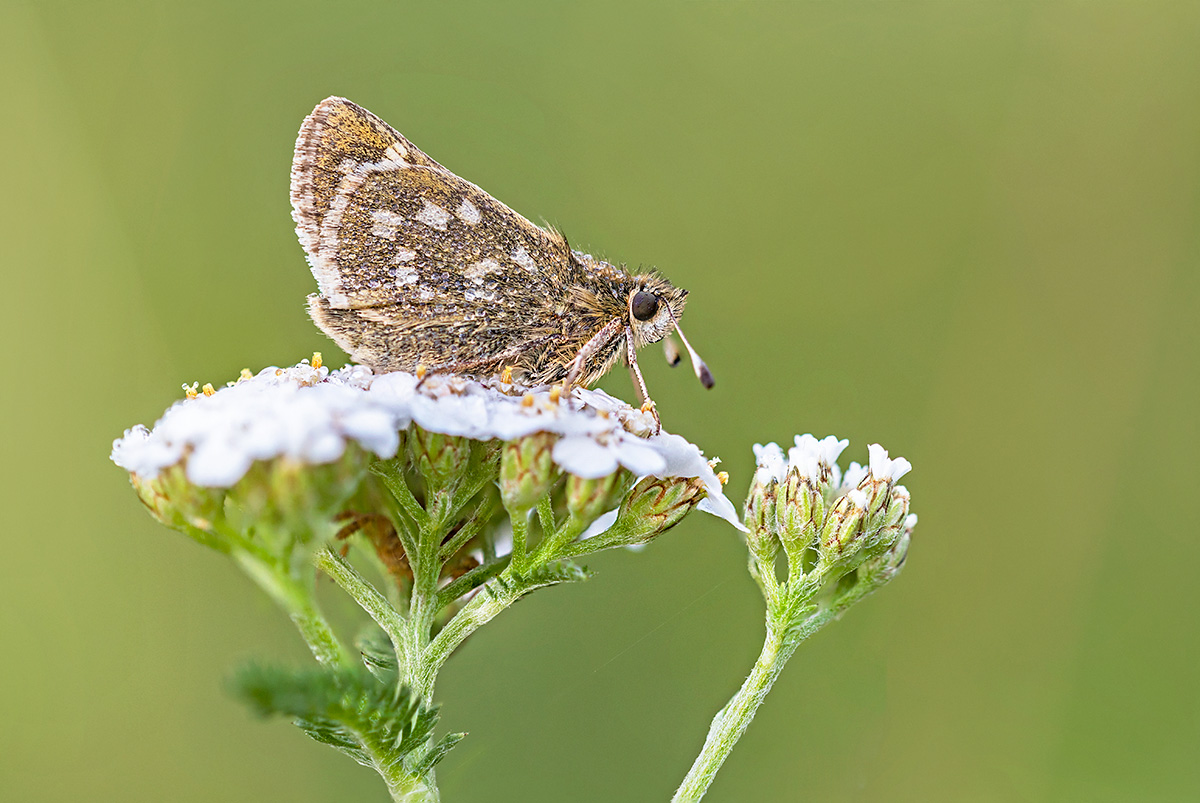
left=744, top=436, right=915, bottom=624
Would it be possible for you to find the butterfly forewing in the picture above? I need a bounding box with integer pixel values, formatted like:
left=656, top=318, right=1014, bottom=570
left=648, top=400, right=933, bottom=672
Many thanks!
left=292, top=97, right=571, bottom=312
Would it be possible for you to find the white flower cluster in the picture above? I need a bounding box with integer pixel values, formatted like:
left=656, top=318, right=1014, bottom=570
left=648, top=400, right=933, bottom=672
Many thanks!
left=752, top=434, right=912, bottom=504
left=111, top=360, right=740, bottom=527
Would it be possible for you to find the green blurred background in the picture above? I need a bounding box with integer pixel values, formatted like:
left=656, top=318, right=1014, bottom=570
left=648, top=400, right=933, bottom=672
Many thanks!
left=4, top=1, right=1198, bottom=800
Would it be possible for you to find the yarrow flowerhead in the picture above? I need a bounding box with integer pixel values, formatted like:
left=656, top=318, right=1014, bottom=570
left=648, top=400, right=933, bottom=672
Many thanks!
left=743, top=433, right=915, bottom=605
left=112, top=359, right=741, bottom=571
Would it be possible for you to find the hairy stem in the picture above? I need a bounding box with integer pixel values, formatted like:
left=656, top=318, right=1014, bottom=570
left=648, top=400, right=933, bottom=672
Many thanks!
left=232, top=550, right=352, bottom=668
left=316, top=548, right=408, bottom=669
left=672, top=610, right=837, bottom=803
left=405, top=495, right=448, bottom=702
left=423, top=575, right=525, bottom=685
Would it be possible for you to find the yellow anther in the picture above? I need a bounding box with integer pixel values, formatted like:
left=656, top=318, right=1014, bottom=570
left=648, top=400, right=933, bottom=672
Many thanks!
left=521, top=393, right=535, bottom=407
left=717, top=471, right=729, bottom=486
left=500, top=365, right=513, bottom=384
left=201, top=383, right=216, bottom=397
left=416, top=364, right=427, bottom=380
left=311, top=351, right=323, bottom=369
left=549, top=385, right=561, bottom=403
left=240, top=368, right=253, bottom=381
left=183, top=382, right=199, bottom=399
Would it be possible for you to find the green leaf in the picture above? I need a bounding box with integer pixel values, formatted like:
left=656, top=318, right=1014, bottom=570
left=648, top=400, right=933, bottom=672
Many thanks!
left=356, top=629, right=399, bottom=680
left=411, top=731, right=467, bottom=775
left=231, top=663, right=448, bottom=771
left=522, top=559, right=590, bottom=589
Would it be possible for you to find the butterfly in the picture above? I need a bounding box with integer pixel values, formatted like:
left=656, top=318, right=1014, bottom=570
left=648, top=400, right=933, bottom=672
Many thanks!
left=290, top=97, right=712, bottom=418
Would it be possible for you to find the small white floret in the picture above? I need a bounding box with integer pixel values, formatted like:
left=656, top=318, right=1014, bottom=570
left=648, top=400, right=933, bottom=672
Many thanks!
left=840, top=461, right=868, bottom=491
left=752, top=442, right=786, bottom=485
left=867, top=443, right=912, bottom=482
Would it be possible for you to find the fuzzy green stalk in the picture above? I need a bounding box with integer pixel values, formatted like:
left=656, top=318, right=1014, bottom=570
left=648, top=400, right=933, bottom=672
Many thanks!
left=671, top=612, right=831, bottom=803
left=673, top=563, right=900, bottom=802
left=232, top=549, right=352, bottom=668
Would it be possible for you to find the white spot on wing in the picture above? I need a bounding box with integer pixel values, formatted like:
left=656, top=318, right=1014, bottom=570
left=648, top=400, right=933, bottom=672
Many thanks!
left=383, top=142, right=409, bottom=162
left=511, top=246, right=537, bottom=272
left=456, top=198, right=481, bottom=225
left=464, top=258, right=500, bottom=279
left=393, top=248, right=416, bottom=262
left=414, top=200, right=451, bottom=231
left=395, top=265, right=418, bottom=286
left=370, top=209, right=405, bottom=240
left=464, top=288, right=497, bottom=302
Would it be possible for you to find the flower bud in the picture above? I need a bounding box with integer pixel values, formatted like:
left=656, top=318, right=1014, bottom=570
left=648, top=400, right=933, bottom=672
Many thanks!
left=499, top=431, right=559, bottom=511
left=879, top=484, right=910, bottom=531
left=409, top=428, right=473, bottom=489
left=857, top=524, right=911, bottom=589
left=129, top=464, right=227, bottom=547
left=819, top=488, right=868, bottom=560
left=745, top=443, right=786, bottom=561
left=227, top=452, right=370, bottom=541
left=776, top=469, right=823, bottom=554
left=613, top=475, right=707, bottom=545
left=565, top=468, right=634, bottom=525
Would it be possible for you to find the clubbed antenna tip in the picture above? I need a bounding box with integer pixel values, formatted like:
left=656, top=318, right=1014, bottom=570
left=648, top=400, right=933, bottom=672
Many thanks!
left=672, top=321, right=714, bottom=389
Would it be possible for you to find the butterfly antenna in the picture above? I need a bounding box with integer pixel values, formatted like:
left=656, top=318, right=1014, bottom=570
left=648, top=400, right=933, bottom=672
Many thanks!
left=666, top=309, right=713, bottom=389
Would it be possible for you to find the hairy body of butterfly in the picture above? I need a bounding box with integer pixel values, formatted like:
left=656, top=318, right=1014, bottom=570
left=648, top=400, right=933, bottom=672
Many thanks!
left=291, top=97, right=711, bottom=405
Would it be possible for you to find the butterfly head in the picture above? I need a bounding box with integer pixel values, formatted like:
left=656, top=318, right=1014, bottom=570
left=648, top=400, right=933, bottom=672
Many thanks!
left=628, top=275, right=713, bottom=389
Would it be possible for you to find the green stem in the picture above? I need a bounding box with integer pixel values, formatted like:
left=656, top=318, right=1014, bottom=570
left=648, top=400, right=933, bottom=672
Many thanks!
left=232, top=550, right=352, bottom=668
left=532, top=514, right=589, bottom=564
left=556, top=520, right=631, bottom=559
left=672, top=611, right=837, bottom=803
left=405, top=496, right=448, bottom=702
left=435, top=558, right=508, bottom=610
left=373, top=463, right=430, bottom=529
left=508, top=506, right=530, bottom=572
left=382, top=777, right=438, bottom=803
left=353, top=725, right=439, bottom=803
left=423, top=574, right=524, bottom=684
left=437, top=502, right=489, bottom=562
left=316, top=549, right=408, bottom=669
left=535, top=494, right=556, bottom=539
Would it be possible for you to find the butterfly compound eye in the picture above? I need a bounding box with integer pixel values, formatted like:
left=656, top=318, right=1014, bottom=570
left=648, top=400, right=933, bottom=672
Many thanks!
left=631, top=291, right=660, bottom=321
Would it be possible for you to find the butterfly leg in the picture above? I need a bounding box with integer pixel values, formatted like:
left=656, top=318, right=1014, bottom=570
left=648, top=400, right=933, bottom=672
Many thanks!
left=563, top=317, right=624, bottom=393
left=624, top=327, right=661, bottom=433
